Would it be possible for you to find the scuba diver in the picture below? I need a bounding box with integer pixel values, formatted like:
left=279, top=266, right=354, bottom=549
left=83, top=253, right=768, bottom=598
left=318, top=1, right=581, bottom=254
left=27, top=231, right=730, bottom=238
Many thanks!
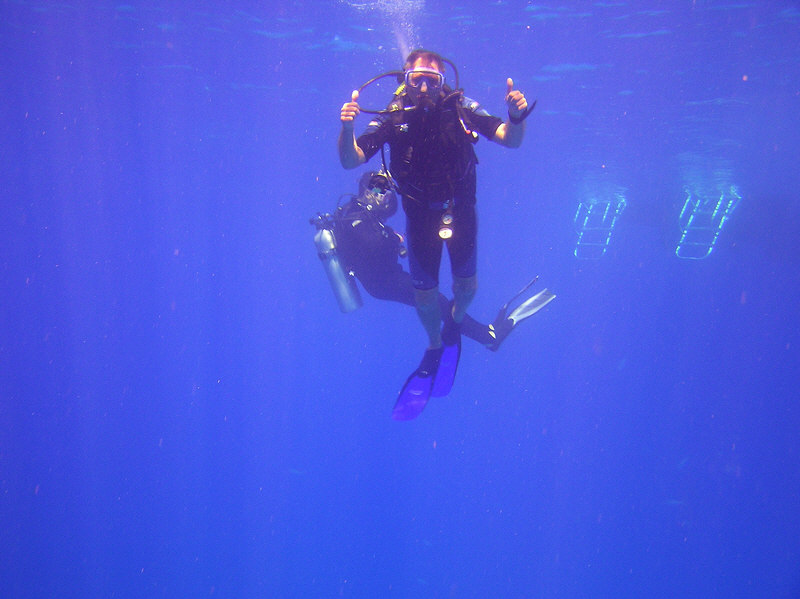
left=311, top=170, right=555, bottom=355
left=338, top=49, right=539, bottom=419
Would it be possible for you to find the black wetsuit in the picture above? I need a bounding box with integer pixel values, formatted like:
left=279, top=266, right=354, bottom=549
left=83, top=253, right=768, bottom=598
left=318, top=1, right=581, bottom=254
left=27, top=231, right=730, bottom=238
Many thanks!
left=334, top=199, right=415, bottom=307
left=355, top=91, right=502, bottom=290
left=334, top=198, right=493, bottom=345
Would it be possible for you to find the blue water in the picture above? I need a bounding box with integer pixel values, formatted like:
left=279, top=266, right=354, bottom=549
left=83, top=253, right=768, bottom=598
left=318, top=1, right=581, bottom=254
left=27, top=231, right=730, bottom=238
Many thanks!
left=2, top=2, right=799, bottom=597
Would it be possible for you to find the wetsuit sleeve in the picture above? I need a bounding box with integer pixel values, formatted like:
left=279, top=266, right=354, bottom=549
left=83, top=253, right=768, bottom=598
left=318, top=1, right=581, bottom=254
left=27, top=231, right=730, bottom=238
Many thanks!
left=461, top=97, right=503, bottom=140
left=355, top=114, right=392, bottom=162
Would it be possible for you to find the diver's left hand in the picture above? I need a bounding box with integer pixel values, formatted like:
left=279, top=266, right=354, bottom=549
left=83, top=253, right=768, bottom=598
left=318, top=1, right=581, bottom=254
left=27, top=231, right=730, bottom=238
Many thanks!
left=505, top=78, right=528, bottom=120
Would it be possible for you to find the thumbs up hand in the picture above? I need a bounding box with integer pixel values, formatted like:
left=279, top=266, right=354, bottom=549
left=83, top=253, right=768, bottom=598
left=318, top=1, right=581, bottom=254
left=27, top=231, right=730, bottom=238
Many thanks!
left=505, top=78, right=528, bottom=120
left=341, top=89, right=361, bottom=130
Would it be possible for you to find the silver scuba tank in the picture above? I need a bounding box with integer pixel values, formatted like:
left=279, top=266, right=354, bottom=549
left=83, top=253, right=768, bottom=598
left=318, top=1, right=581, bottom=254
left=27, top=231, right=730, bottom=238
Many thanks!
left=313, top=226, right=363, bottom=313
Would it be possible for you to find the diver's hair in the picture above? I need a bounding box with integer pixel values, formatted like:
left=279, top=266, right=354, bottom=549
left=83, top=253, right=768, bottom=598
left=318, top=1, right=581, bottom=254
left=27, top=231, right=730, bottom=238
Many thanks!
left=403, top=49, right=445, bottom=73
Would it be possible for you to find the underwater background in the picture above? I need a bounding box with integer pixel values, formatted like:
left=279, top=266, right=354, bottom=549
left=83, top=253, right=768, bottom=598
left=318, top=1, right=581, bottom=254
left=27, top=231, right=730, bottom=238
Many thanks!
left=2, top=1, right=799, bottom=597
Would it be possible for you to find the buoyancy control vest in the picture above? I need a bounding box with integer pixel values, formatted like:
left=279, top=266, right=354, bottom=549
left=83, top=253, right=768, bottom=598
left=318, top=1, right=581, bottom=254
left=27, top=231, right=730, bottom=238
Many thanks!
left=385, top=87, right=479, bottom=206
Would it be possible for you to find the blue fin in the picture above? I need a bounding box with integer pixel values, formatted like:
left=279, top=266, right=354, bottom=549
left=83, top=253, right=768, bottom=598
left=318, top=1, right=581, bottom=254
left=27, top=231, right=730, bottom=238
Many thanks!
left=431, top=313, right=461, bottom=397
left=392, top=348, right=442, bottom=420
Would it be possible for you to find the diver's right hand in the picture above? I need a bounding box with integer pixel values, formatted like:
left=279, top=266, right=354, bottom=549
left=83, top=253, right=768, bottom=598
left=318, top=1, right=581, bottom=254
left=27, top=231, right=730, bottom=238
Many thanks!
left=340, top=90, right=360, bottom=128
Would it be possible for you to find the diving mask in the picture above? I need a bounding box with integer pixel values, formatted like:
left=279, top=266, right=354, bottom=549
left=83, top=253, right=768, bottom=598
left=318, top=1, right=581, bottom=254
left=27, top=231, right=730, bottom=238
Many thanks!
left=358, top=172, right=397, bottom=219
left=404, top=67, right=444, bottom=90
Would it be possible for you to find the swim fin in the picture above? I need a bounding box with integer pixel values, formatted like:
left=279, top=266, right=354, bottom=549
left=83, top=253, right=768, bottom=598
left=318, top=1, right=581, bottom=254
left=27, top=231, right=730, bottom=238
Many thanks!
left=431, top=314, right=461, bottom=397
left=392, top=347, right=443, bottom=420
left=508, top=288, right=556, bottom=323
left=487, top=281, right=556, bottom=352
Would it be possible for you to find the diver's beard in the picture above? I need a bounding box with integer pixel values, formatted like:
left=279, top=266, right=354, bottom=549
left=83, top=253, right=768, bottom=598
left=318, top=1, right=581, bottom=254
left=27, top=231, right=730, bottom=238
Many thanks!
left=410, top=90, right=437, bottom=109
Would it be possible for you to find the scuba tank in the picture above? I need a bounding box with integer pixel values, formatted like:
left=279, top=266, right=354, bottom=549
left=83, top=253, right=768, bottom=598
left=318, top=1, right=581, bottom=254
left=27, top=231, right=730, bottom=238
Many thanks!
left=311, top=214, right=363, bottom=313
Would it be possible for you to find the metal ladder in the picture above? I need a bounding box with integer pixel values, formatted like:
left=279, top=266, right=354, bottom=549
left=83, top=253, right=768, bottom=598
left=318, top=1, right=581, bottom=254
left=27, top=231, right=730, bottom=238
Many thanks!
left=573, top=193, right=627, bottom=259
left=675, top=186, right=741, bottom=259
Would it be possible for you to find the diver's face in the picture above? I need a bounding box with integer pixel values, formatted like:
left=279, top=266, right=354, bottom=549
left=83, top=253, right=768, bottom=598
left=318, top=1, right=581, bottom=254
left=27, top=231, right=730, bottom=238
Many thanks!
left=406, top=58, right=443, bottom=107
